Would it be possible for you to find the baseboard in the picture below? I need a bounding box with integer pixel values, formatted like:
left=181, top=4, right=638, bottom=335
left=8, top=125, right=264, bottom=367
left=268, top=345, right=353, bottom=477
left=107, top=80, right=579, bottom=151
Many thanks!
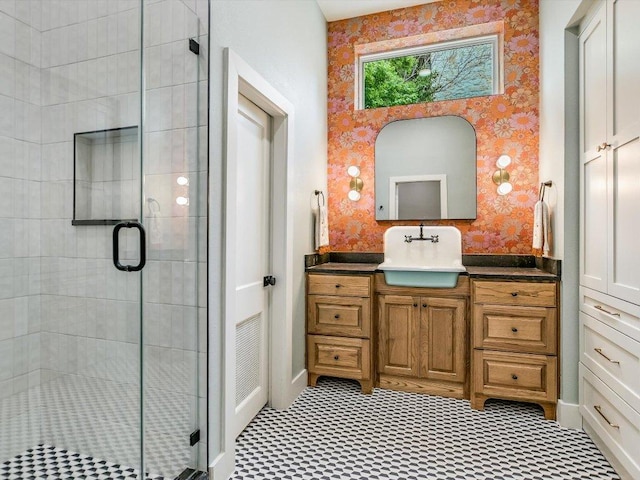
left=208, top=449, right=235, bottom=480
left=289, top=368, right=308, bottom=405
left=557, top=399, right=582, bottom=429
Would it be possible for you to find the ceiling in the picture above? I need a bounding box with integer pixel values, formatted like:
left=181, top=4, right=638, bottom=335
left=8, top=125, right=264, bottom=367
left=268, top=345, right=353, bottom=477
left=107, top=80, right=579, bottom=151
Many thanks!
left=316, top=0, right=439, bottom=22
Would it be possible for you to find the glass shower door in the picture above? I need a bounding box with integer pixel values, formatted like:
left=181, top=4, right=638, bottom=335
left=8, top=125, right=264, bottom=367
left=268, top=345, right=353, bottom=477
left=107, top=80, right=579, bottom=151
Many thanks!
left=141, top=0, right=207, bottom=477
left=0, top=1, right=206, bottom=479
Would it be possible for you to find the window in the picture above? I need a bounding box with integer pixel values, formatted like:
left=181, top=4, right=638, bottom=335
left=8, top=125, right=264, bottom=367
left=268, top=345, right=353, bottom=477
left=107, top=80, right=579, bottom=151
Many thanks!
left=359, top=35, right=500, bottom=109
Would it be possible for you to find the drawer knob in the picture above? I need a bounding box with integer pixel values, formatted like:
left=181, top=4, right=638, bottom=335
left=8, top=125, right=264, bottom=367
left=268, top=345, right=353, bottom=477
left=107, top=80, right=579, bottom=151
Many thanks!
left=333, top=355, right=340, bottom=361
left=511, top=327, right=518, bottom=333
left=334, top=314, right=340, bottom=319
left=511, top=292, right=518, bottom=297
left=511, top=374, right=518, bottom=380
left=335, top=284, right=341, bottom=288
left=413, top=303, right=418, bottom=307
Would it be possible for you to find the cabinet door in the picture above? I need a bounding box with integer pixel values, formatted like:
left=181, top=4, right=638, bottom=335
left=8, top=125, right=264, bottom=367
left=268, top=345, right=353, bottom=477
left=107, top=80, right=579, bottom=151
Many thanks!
left=378, top=295, right=419, bottom=377
left=419, top=297, right=467, bottom=384
left=607, top=0, right=640, bottom=304
left=580, top=4, right=609, bottom=293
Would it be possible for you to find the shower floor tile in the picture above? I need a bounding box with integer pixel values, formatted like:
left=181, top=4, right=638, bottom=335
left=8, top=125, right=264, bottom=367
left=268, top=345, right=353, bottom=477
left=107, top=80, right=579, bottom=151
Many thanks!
left=0, top=445, right=166, bottom=480
left=232, top=377, right=619, bottom=480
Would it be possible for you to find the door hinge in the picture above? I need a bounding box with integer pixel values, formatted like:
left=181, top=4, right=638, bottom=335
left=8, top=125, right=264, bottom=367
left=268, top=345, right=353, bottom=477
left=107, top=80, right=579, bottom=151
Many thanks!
left=190, top=429, right=200, bottom=446
left=263, top=275, right=276, bottom=287
left=189, top=38, right=200, bottom=55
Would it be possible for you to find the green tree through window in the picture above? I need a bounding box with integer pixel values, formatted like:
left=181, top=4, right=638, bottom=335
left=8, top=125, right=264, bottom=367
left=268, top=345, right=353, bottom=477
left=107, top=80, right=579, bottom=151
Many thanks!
left=363, top=42, right=495, bottom=109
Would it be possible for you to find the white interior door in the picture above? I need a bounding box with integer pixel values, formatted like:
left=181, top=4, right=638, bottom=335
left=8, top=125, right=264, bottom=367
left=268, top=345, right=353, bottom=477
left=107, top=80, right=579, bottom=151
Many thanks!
left=233, top=94, right=272, bottom=438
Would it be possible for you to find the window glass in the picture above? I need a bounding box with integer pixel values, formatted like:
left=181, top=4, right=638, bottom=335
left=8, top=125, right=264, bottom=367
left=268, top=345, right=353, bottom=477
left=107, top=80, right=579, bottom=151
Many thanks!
left=362, top=37, right=498, bottom=109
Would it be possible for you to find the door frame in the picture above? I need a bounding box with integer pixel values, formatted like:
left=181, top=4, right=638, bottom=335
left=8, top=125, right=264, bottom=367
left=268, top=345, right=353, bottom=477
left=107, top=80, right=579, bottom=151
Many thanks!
left=213, top=48, right=300, bottom=478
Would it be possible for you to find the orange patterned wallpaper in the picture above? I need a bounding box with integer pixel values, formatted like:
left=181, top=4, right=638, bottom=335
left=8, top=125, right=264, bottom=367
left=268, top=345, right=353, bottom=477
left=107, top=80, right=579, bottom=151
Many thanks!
left=327, top=0, right=540, bottom=253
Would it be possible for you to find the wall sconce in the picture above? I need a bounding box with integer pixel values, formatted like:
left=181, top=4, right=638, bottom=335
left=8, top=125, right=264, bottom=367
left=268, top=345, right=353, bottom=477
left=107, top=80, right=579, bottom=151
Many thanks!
left=347, top=165, right=363, bottom=201
left=492, top=154, right=513, bottom=195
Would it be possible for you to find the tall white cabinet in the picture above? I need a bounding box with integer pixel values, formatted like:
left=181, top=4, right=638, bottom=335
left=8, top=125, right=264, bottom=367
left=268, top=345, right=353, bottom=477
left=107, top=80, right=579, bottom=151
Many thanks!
left=579, top=1, right=640, bottom=478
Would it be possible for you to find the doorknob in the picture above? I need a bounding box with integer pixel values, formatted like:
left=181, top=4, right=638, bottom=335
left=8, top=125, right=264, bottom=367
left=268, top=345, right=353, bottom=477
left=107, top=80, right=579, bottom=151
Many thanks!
left=263, top=275, right=276, bottom=287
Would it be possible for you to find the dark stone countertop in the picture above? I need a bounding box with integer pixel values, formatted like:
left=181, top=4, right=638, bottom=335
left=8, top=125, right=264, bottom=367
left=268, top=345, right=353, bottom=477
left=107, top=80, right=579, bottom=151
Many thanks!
left=305, top=254, right=560, bottom=280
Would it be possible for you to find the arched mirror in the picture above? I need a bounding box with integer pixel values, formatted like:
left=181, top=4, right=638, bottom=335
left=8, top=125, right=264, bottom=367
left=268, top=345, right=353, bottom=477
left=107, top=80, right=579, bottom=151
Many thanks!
left=375, top=116, right=477, bottom=220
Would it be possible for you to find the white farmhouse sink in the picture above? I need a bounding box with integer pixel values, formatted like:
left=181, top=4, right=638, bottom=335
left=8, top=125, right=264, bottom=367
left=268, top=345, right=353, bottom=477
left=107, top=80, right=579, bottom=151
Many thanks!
left=378, top=226, right=466, bottom=288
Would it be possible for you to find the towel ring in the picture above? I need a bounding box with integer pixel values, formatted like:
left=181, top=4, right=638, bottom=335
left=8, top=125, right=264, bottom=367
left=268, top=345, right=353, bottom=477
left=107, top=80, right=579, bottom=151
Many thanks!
left=314, top=190, right=325, bottom=207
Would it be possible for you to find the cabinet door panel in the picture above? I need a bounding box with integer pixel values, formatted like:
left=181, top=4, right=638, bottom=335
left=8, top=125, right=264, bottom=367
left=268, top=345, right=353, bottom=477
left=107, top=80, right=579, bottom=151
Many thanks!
left=581, top=155, right=609, bottom=291
left=608, top=136, right=640, bottom=304
left=581, top=5, right=607, bottom=154
left=378, top=295, right=419, bottom=376
left=419, top=297, right=466, bottom=384
left=611, top=0, right=640, bottom=139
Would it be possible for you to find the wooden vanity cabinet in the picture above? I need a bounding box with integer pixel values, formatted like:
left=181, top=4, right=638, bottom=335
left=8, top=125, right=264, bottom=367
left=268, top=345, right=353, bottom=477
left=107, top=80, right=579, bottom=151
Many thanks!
left=376, top=274, right=469, bottom=399
left=470, top=279, right=559, bottom=419
left=306, top=273, right=374, bottom=393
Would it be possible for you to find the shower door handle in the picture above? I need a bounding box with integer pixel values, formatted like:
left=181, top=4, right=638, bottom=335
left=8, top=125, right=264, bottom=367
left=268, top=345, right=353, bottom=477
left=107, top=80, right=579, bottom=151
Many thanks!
left=113, top=221, right=146, bottom=272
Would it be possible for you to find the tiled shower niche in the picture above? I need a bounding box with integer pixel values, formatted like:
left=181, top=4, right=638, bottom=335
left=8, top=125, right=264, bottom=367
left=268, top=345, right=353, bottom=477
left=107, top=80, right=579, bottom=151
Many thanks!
left=73, top=126, right=139, bottom=225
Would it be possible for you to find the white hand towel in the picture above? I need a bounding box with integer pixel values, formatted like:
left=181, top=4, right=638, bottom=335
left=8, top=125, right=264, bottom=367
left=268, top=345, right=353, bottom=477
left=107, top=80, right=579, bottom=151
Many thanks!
left=532, top=200, right=550, bottom=257
left=314, top=201, right=329, bottom=250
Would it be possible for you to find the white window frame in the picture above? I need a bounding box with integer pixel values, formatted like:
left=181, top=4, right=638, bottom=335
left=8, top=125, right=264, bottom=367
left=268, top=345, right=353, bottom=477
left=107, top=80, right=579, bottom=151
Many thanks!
left=358, top=34, right=501, bottom=110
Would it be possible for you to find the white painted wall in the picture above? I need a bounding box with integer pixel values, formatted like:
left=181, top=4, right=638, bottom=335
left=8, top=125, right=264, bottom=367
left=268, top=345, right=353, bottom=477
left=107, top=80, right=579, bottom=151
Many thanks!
left=539, top=0, right=588, bottom=411
left=208, top=0, right=328, bottom=471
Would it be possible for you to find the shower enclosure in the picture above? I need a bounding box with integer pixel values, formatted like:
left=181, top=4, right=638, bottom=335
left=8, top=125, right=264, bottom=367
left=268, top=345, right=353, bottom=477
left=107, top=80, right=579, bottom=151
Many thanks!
left=0, top=1, right=209, bottom=478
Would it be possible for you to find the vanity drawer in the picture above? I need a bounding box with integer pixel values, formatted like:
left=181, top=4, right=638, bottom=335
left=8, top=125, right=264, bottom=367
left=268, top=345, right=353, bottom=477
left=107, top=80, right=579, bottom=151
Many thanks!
left=581, top=312, right=640, bottom=412
left=307, top=335, right=370, bottom=380
left=473, top=350, right=557, bottom=403
left=474, top=304, right=557, bottom=354
left=308, top=274, right=371, bottom=297
left=580, top=364, right=640, bottom=478
left=308, top=295, right=371, bottom=337
left=473, top=281, right=556, bottom=307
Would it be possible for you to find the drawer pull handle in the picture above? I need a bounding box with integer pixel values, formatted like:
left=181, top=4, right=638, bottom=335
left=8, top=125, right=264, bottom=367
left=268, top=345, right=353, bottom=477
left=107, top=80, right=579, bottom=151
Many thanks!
left=511, top=292, right=518, bottom=296
left=511, top=374, right=518, bottom=380
left=333, top=355, right=340, bottom=361
left=594, top=348, right=620, bottom=364
left=334, top=314, right=340, bottom=319
left=511, top=327, right=518, bottom=333
left=594, top=305, right=621, bottom=317
left=594, top=405, right=619, bottom=429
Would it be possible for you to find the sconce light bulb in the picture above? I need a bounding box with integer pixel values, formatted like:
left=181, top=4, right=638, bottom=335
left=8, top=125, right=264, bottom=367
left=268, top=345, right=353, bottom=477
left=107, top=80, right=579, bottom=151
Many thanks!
left=496, top=154, right=512, bottom=169
left=497, top=182, right=513, bottom=196
left=177, top=176, right=189, bottom=186
left=347, top=165, right=360, bottom=177
left=348, top=190, right=361, bottom=201
left=176, top=196, right=189, bottom=206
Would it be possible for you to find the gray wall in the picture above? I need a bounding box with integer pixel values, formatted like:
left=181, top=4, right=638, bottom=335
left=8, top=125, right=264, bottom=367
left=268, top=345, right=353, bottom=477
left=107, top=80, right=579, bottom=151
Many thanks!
left=539, top=0, right=584, bottom=407
left=208, top=0, right=328, bottom=462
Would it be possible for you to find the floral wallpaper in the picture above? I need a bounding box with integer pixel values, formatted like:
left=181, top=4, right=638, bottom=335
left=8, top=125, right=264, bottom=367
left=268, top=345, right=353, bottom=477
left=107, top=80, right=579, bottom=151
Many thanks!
left=327, top=0, right=540, bottom=253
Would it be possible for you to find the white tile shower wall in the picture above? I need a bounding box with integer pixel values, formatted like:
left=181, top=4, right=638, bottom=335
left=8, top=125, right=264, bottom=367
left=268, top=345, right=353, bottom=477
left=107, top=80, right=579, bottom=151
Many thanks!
left=33, top=0, right=209, bottom=476
left=0, top=2, right=42, bottom=462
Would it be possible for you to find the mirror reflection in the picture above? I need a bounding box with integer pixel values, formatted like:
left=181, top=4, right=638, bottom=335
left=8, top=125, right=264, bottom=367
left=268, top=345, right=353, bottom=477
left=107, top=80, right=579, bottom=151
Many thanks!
left=375, top=116, right=477, bottom=220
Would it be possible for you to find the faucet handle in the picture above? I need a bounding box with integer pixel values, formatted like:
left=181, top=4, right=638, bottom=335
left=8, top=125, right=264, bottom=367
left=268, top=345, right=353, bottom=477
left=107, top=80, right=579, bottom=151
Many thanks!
left=404, top=235, right=413, bottom=243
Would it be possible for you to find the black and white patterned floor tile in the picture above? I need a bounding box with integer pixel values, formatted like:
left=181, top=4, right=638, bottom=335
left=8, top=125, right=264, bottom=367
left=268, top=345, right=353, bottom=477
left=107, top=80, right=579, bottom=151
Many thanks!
left=233, top=378, right=619, bottom=480
left=0, top=445, right=166, bottom=480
